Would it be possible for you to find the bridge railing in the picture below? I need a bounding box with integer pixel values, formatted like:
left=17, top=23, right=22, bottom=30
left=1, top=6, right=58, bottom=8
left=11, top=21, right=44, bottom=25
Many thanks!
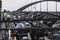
left=0, top=27, right=60, bottom=40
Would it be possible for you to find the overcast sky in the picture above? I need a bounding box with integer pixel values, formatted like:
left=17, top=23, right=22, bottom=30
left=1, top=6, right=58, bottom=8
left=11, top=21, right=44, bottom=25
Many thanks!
left=2, top=0, right=26, bottom=11
left=2, top=0, right=60, bottom=11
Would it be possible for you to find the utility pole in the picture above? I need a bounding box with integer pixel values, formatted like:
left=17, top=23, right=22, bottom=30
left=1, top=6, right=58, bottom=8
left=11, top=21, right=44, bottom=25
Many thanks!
left=0, top=0, right=2, bottom=27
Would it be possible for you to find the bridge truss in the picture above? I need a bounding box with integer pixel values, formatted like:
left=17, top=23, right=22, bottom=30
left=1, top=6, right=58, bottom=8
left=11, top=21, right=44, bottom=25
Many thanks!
left=1, top=0, right=60, bottom=40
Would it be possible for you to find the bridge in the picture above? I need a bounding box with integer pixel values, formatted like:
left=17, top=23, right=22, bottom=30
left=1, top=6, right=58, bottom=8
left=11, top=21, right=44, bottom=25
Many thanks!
left=1, top=0, right=60, bottom=40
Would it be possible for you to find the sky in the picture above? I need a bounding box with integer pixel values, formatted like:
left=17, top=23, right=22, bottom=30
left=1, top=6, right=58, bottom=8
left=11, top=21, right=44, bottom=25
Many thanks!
left=2, top=0, right=26, bottom=11
left=2, top=0, right=60, bottom=11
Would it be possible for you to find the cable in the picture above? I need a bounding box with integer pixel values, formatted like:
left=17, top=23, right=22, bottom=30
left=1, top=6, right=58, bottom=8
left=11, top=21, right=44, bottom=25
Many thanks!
left=40, top=0, right=41, bottom=11
left=27, top=0, right=29, bottom=11
left=47, top=1, right=48, bottom=12
left=31, top=0, right=32, bottom=11
left=35, top=0, right=36, bottom=11
left=56, top=1, right=57, bottom=12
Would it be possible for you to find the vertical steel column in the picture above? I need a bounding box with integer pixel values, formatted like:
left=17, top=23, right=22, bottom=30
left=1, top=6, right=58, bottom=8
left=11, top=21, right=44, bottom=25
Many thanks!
left=56, top=1, right=57, bottom=12
left=0, top=0, right=2, bottom=27
left=35, top=0, right=36, bottom=11
left=47, top=1, right=48, bottom=12
left=40, top=0, right=41, bottom=11
left=31, top=0, right=32, bottom=11
left=27, top=0, right=29, bottom=11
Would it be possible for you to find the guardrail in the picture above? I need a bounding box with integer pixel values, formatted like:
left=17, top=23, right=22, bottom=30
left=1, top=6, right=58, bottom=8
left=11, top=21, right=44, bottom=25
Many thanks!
left=0, top=27, right=60, bottom=30
left=0, top=27, right=60, bottom=40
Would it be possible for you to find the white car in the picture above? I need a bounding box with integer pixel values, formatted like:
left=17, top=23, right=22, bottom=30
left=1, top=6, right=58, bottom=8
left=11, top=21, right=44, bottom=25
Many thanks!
left=25, top=22, right=31, bottom=28
left=52, top=20, right=60, bottom=28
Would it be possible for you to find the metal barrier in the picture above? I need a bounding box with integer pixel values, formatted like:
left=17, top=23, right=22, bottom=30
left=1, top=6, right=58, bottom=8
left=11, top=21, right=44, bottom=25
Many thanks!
left=0, top=27, right=60, bottom=40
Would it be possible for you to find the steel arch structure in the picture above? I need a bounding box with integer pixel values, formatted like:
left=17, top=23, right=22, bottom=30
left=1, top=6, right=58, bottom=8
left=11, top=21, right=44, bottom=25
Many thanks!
left=11, top=0, right=60, bottom=19
left=16, top=0, right=60, bottom=12
left=5, top=0, right=60, bottom=22
left=1, top=0, right=60, bottom=28
left=1, top=0, right=60, bottom=40
left=2, top=0, right=60, bottom=23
